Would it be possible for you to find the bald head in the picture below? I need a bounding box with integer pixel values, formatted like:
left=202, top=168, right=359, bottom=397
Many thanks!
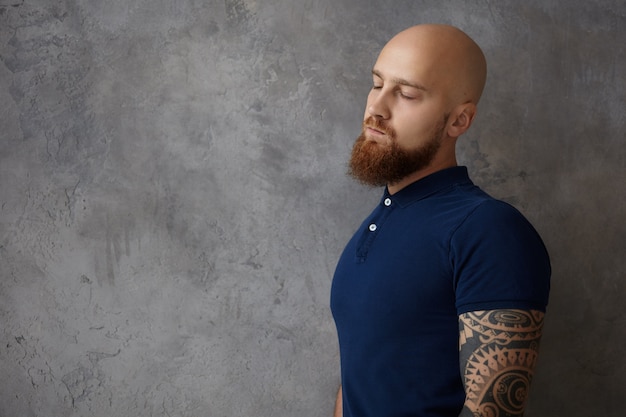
left=379, top=24, right=487, bottom=106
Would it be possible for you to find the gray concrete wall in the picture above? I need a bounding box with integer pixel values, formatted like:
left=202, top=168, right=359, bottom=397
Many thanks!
left=0, top=0, right=624, bottom=416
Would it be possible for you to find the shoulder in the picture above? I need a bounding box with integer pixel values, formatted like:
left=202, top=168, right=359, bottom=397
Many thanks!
left=424, top=184, right=528, bottom=237
left=451, top=197, right=551, bottom=313
left=452, top=197, right=548, bottom=257
left=460, top=197, right=532, bottom=230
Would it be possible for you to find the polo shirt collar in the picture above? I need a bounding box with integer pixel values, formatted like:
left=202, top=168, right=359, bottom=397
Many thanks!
left=383, top=166, right=472, bottom=208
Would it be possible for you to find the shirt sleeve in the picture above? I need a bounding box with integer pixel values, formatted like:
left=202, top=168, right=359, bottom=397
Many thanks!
left=450, top=199, right=551, bottom=315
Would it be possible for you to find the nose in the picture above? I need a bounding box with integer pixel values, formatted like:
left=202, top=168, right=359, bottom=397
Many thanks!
left=366, top=89, right=391, bottom=120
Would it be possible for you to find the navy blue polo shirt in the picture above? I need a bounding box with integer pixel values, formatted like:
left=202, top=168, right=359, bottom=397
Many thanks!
left=330, top=166, right=550, bottom=417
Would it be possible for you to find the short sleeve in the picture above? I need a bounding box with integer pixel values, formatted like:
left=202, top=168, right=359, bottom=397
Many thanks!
left=451, top=200, right=551, bottom=314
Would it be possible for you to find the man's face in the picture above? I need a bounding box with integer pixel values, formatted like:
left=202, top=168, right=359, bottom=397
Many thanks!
left=348, top=36, right=452, bottom=187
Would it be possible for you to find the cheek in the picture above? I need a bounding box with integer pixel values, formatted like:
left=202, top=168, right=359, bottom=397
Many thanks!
left=392, top=118, right=434, bottom=147
left=394, top=116, right=421, bottom=135
left=396, top=108, right=442, bottom=135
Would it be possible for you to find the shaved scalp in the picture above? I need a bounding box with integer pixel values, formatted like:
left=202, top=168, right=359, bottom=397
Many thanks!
left=384, top=24, right=487, bottom=106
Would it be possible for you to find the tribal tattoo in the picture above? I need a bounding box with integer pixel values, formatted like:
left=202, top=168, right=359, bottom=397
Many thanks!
left=458, top=309, right=545, bottom=417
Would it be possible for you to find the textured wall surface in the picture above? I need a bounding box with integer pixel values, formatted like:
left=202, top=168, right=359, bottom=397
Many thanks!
left=1, top=1, right=624, bottom=416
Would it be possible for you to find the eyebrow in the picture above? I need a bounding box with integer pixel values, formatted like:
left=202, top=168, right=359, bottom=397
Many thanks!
left=372, top=69, right=428, bottom=92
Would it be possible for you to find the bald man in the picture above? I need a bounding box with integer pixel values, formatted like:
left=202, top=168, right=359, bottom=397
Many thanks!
left=330, top=25, right=550, bottom=417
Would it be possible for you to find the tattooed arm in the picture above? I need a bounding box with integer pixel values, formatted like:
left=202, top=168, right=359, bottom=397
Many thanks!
left=458, top=309, right=545, bottom=417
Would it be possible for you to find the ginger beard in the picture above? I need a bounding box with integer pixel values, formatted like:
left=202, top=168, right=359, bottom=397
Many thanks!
left=349, top=115, right=447, bottom=187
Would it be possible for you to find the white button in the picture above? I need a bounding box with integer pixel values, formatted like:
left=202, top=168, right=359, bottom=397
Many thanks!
left=369, top=224, right=377, bottom=232
left=384, top=198, right=392, bottom=206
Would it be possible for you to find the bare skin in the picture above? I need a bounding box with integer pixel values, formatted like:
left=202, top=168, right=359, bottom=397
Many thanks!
left=362, top=24, right=486, bottom=194
left=333, top=386, right=342, bottom=417
left=458, top=310, right=544, bottom=417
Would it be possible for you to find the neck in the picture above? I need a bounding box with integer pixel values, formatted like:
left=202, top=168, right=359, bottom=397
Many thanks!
left=387, top=158, right=457, bottom=195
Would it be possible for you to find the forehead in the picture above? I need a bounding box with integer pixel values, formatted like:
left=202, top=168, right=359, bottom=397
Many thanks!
left=373, top=38, right=445, bottom=90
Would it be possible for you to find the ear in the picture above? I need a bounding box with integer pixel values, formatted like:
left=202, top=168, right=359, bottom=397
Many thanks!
left=447, top=103, right=477, bottom=138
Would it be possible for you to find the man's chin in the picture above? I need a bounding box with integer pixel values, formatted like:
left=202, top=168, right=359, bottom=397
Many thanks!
left=363, top=133, right=390, bottom=146
left=361, top=138, right=391, bottom=152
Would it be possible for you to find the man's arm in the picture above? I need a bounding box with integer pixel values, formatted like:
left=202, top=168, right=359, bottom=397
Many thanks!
left=458, top=309, right=545, bottom=417
left=334, top=385, right=342, bottom=417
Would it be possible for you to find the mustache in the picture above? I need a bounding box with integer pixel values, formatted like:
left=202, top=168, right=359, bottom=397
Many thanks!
left=363, top=117, right=395, bottom=137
